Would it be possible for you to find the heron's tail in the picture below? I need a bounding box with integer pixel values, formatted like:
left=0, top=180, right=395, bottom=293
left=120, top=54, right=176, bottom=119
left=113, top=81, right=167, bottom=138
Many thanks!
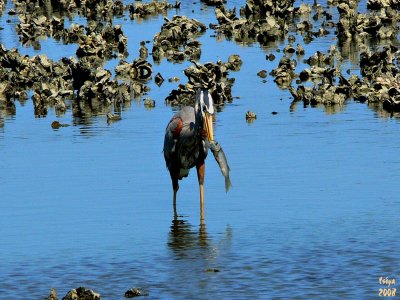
left=225, top=176, right=232, bottom=193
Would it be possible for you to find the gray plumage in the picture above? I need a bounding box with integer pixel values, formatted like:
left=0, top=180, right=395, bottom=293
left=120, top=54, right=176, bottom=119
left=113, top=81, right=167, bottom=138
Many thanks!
left=164, top=106, right=208, bottom=179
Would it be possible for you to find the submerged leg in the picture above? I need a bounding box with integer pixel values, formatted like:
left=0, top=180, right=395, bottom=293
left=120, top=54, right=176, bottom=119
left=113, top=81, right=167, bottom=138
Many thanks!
left=196, top=161, right=205, bottom=221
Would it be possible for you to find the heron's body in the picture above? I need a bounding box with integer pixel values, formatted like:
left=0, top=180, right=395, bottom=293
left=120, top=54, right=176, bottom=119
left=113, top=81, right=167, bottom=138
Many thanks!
left=163, top=89, right=214, bottom=221
left=164, top=106, right=208, bottom=180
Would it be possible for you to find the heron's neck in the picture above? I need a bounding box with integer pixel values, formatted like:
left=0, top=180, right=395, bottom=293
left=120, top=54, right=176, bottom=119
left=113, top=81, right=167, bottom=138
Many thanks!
left=194, top=103, right=204, bottom=129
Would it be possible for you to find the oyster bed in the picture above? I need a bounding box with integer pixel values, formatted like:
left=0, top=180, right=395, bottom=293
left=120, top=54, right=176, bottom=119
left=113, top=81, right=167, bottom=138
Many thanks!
left=1, top=0, right=400, bottom=126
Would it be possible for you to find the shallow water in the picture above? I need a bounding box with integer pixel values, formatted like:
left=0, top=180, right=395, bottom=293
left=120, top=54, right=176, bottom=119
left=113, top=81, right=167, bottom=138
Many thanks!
left=1, top=0, right=400, bottom=299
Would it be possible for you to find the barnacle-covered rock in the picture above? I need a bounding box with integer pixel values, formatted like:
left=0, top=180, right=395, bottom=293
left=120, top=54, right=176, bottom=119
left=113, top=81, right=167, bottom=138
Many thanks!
left=289, top=83, right=347, bottom=107
left=201, top=0, right=226, bottom=5
left=144, top=98, right=156, bottom=108
left=0, top=42, right=139, bottom=119
left=100, top=23, right=128, bottom=56
left=246, top=110, right=256, bottom=120
left=257, top=70, right=267, bottom=78
left=62, top=23, right=85, bottom=44
left=139, top=41, right=149, bottom=59
left=367, top=0, right=400, bottom=9
left=211, top=0, right=295, bottom=45
left=165, top=55, right=242, bottom=106
left=0, top=46, right=75, bottom=118
left=114, top=59, right=152, bottom=98
left=62, top=287, right=100, bottom=300
left=225, top=54, right=242, bottom=71
left=296, top=43, right=305, bottom=55
left=16, top=14, right=52, bottom=44
left=337, top=0, right=400, bottom=41
left=107, top=113, right=121, bottom=123
left=129, top=1, right=180, bottom=19
left=359, top=46, right=395, bottom=80
left=241, top=0, right=295, bottom=19
left=0, top=0, right=5, bottom=16
left=288, top=43, right=400, bottom=113
left=77, top=67, right=133, bottom=108
left=76, top=33, right=107, bottom=58
left=155, top=72, right=164, bottom=86
left=115, top=58, right=152, bottom=81
left=270, top=57, right=297, bottom=88
left=152, top=16, right=206, bottom=63
left=357, top=46, right=400, bottom=112
left=75, top=24, right=128, bottom=59
left=124, top=287, right=149, bottom=298
left=45, top=288, right=58, bottom=300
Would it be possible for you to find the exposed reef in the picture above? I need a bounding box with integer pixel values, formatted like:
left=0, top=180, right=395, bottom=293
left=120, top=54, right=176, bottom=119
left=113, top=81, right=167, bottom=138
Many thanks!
left=152, top=15, right=206, bottom=63
left=2, top=0, right=400, bottom=124
left=165, top=55, right=242, bottom=106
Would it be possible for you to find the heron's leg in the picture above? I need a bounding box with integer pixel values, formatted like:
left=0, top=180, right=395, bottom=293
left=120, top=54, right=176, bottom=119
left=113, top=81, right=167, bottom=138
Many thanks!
left=169, top=167, right=179, bottom=218
left=173, top=178, right=178, bottom=218
left=196, top=161, right=205, bottom=221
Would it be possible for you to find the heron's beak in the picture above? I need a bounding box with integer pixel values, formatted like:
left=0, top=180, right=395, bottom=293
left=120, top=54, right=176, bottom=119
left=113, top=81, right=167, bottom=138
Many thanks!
left=204, top=112, right=214, bottom=141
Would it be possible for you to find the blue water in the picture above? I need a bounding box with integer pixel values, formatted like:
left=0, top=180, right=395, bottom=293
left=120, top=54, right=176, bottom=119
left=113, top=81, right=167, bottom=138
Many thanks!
left=1, top=0, right=399, bottom=299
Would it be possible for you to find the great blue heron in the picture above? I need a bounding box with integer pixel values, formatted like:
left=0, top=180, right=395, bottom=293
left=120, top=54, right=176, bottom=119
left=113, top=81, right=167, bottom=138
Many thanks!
left=163, top=88, right=214, bottom=221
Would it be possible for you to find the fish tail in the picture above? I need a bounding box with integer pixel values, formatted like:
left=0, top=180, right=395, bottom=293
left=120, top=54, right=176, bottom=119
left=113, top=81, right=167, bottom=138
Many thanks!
left=225, top=176, right=232, bottom=193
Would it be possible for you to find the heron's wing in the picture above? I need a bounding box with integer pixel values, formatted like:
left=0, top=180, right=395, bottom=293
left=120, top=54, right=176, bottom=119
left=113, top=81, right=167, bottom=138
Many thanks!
left=163, top=116, right=183, bottom=166
left=166, top=116, right=183, bottom=140
left=163, top=107, right=197, bottom=169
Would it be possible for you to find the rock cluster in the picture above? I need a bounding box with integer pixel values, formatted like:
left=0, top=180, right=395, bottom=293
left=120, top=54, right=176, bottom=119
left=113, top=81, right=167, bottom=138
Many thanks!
left=367, top=0, right=400, bottom=9
left=4, top=0, right=400, bottom=124
left=152, top=16, right=206, bottom=63
left=115, top=58, right=152, bottom=96
left=0, top=0, right=5, bottom=15
left=0, top=46, right=72, bottom=116
left=76, top=67, right=131, bottom=107
left=359, top=47, right=400, bottom=112
left=128, top=1, right=180, bottom=20
left=45, top=288, right=58, bottom=300
left=15, top=0, right=125, bottom=20
left=288, top=45, right=348, bottom=107
left=201, top=0, right=226, bottom=6
left=45, top=287, right=150, bottom=299
left=288, top=45, right=400, bottom=113
left=124, top=287, right=149, bottom=298
left=211, top=0, right=299, bottom=45
left=16, top=14, right=128, bottom=58
left=270, top=57, right=297, bottom=89
left=245, top=110, right=256, bottom=122
left=0, top=43, right=152, bottom=118
left=115, top=59, right=152, bottom=82
left=76, top=24, right=128, bottom=58
left=62, top=287, right=100, bottom=300
left=336, top=0, right=400, bottom=41
left=3, top=0, right=230, bottom=120
left=165, top=55, right=242, bottom=106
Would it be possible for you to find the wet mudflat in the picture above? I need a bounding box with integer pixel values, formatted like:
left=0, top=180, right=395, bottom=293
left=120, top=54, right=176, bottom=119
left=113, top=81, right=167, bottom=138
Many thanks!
left=1, top=0, right=400, bottom=299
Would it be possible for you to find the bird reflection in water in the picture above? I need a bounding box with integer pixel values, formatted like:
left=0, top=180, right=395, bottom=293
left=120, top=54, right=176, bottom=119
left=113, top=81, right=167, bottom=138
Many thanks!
left=166, top=215, right=233, bottom=298
left=168, top=216, right=209, bottom=255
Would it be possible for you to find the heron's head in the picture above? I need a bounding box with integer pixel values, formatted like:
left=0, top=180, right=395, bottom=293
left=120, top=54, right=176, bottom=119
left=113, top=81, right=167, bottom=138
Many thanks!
left=196, top=88, right=214, bottom=141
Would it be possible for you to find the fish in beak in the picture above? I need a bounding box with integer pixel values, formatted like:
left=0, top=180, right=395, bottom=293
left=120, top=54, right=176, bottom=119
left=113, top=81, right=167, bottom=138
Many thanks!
left=204, top=112, right=214, bottom=141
